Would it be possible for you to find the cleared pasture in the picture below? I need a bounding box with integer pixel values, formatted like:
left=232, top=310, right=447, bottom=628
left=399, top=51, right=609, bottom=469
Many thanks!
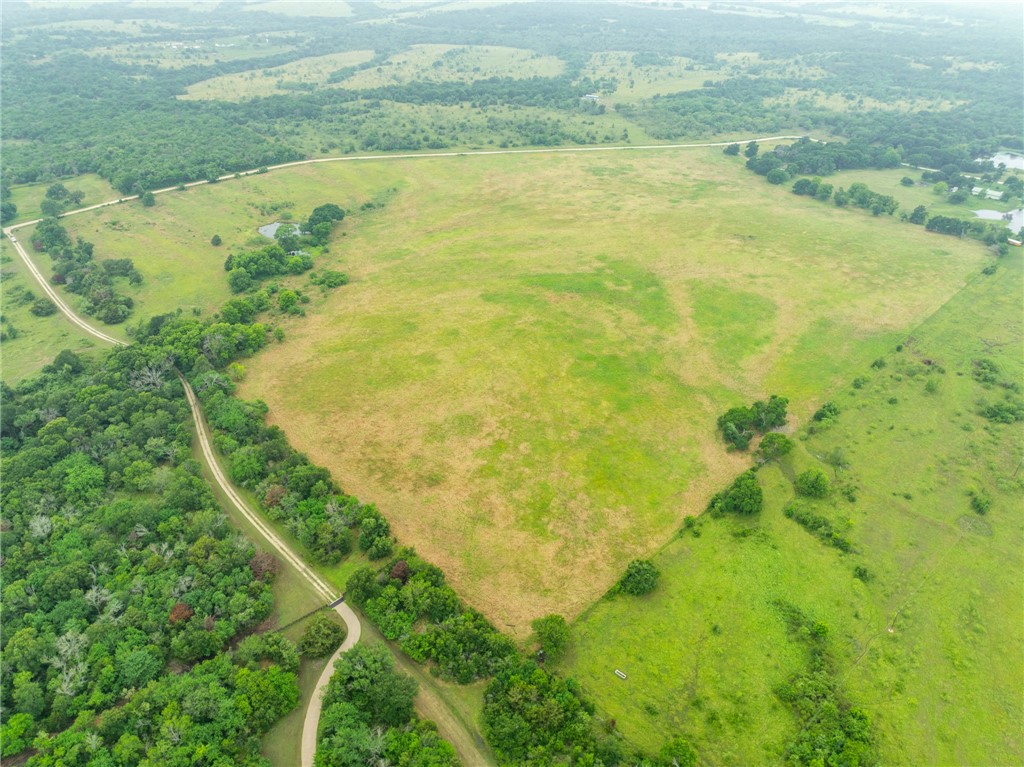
left=42, top=147, right=993, bottom=635
left=0, top=240, right=100, bottom=383
left=181, top=49, right=375, bottom=101
left=337, top=44, right=564, bottom=89
left=563, top=251, right=1023, bottom=765
left=579, top=51, right=708, bottom=103
left=7, top=173, right=120, bottom=225
left=211, top=149, right=989, bottom=632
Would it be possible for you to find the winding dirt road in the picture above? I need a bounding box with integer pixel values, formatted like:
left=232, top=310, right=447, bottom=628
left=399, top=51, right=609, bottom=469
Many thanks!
left=300, top=602, right=361, bottom=767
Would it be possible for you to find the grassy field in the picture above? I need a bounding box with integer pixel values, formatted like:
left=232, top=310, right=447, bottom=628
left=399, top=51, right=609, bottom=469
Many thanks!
left=0, top=239, right=101, bottom=383
left=7, top=173, right=120, bottom=225
left=85, top=35, right=299, bottom=69
left=194, top=148, right=988, bottom=634
left=561, top=251, right=1023, bottom=765
left=765, top=88, right=963, bottom=113
left=579, top=51, right=709, bottom=104
left=241, top=0, right=353, bottom=17
left=337, top=44, right=565, bottom=89
left=812, top=167, right=1020, bottom=221
left=181, top=49, right=375, bottom=101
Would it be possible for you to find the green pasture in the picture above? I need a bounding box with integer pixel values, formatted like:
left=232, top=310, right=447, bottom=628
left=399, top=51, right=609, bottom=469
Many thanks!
left=580, top=51, right=708, bottom=104
left=766, top=88, right=963, bottom=113
left=181, top=49, right=375, bottom=101
left=562, top=252, right=1023, bottom=765
left=337, top=44, right=564, bottom=89
left=85, top=34, right=298, bottom=69
left=7, top=173, right=120, bottom=225
left=0, top=239, right=100, bottom=383
left=816, top=166, right=1020, bottom=221
left=34, top=144, right=996, bottom=642
left=216, top=148, right=987, bottom=632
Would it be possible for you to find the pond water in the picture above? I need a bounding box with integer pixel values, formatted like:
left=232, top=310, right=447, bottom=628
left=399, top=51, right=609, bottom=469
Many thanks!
left=980, top=152, right=1024, bottom=170
left=257, top=221, right=301, bottom=239
left=973, top=207, right=1024, bottom=232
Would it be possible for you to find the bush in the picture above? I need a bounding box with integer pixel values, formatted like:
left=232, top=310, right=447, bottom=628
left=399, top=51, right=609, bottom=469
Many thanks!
left=969, top=490, right=991, bottom=515
left=758, top=432, right=793, bottom=461
left=795, top=469, right=830, bottom=498
left=813, top=401, right=840, bottom=421
left=618, top=559, right=660, bottom=595
left=300, top=611, right=347, bottom=658
left=531, top=614, right=569, bottom=661
left=708, top=470, right=763, bottom=515
left=30, top=297, right=57, bottom=316
left=211, top=234, right=222, bottom=246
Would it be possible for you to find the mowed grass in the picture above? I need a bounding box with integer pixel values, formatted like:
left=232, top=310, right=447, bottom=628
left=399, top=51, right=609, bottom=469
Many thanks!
left=337, top=44, right=564, bottom=89
left=0, top=240, right=101, bottom=383
left=181, top=49, right=375, bottom=101
left=215, top=149, right=987, bottom=633
left=561, top=253, right=1023, bottom=764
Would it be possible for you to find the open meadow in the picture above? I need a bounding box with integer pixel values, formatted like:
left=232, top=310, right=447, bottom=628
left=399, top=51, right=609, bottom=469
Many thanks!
left=562, top=250, right=1023, bottom=764
left=0, top=239, right=100, bottom=382
left=41, top=148, right=995, bottom=632
left=182, top=147, right=988, bottom=632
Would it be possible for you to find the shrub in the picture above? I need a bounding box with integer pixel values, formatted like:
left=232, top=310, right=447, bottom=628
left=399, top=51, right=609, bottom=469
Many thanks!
left=30, top=297, right=57, bottom=316
left=300, top=612, right=347, bottom=658
left=211, top=234, right=222, bottom=246
left=969, top=490, right=991, bottom=515
left=813, top=401, right=840, bottom=421
left=531, top=614, right=569, bottom=661
left=708, top=470, right=763, bottom=515
left=795, top=469, right=830, bottom=498
left=618, top=559, right=660, bottom=595
left=758, top=432, right=793, bottom=461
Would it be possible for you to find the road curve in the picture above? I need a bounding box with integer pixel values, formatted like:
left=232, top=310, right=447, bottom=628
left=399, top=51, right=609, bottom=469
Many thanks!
left=300, top=602, right=361, bottom=767
left=3, top=227, right=123, bottom=346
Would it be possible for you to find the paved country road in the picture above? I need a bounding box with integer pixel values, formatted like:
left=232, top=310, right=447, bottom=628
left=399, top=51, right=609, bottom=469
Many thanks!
left=2, top=133, right=809, bottom=765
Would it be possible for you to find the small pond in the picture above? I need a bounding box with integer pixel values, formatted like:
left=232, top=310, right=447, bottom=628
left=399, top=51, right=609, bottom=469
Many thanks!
left=979, top=152, right=1024, bottom=171
left=257, top=221, right=301, bottom=239
left=973, top=207, right=1024, bottom=233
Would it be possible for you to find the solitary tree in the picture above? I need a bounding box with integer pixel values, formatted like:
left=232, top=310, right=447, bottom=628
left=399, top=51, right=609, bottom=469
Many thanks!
left=758, top=432, right=793, bottom=462
left=795, top=468, right=830, bottom=498
left=300, top=612, right=346, bottom=658
left=618, top=559, right=660, bottom=596
left=531, top=614, right=570, bottom=661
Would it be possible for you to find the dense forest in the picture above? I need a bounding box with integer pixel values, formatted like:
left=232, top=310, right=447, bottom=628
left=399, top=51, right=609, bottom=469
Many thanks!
left=2, top=2, right=1020, bottom=189
left=0, top=351, right=299, bottom=765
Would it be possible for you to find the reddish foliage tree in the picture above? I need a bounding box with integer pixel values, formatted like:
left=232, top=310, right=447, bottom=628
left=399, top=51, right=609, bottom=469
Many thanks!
left=263, top=484, right=287, bottom=508
left=169, top=602, right=194, bottom=624
left=250, top=551, right=280, bottom=581
left=389, top=560, right=410, bottom=584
